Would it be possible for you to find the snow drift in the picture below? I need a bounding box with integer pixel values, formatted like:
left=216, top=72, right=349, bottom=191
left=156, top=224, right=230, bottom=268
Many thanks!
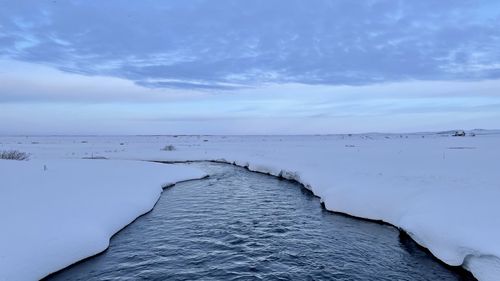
left=0, top=159, right=205, bottom=280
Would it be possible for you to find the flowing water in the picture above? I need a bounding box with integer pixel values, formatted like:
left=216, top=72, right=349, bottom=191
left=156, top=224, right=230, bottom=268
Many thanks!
left=46, top=163, right=475, bottom=281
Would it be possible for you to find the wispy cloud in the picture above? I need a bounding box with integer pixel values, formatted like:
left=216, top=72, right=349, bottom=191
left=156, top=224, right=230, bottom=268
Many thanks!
left=1, top=0, right=500, bottom=89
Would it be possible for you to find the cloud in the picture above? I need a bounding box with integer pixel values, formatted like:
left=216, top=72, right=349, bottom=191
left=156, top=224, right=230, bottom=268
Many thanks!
left=1, top=0, right=500, bottom=89
left=136, top=80, right=248, bottom=91
left=0, top=59, right=208, bottom=103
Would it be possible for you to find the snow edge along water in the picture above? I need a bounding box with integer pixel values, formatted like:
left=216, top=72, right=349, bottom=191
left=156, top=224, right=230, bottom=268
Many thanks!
left=152, top=158, right=483, bottom=281
left=41, top=173, right=210, bottom=280
left=0, top=159, right=208, bottom=281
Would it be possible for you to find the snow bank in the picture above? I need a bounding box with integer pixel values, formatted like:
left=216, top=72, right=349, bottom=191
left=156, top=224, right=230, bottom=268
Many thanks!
left=185, top=135, right=499, bottom=281
left=1, top=132, right=499, bottom=280
left=170, top=134, right=498, bottom=281
left=0, top=159, right=205, bottom=280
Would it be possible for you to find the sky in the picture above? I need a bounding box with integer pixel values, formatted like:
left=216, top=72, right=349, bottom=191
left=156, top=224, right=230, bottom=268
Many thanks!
left=1, top=0, right=500, bottom=135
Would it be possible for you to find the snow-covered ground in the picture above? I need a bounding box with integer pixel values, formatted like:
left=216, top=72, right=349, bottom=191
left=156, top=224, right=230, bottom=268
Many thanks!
left=1, top=130, right=499, bottom=280
left=0, top=159, right=206, bottom=280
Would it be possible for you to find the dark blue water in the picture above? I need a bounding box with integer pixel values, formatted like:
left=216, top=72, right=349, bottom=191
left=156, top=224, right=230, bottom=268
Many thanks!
left=46, top=163, right=474, bottom=281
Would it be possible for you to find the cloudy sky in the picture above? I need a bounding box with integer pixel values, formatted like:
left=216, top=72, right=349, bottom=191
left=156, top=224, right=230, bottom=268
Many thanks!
left=1, top=0, right=500, bottom=134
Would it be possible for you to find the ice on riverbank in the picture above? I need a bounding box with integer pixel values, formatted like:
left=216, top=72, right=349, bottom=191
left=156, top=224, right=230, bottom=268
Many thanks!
left=0, top=159, right=205, bottom=280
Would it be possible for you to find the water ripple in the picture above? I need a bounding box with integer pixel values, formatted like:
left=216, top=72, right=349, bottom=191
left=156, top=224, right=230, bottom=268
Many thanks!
left=46, top=163, right=475, bottom=281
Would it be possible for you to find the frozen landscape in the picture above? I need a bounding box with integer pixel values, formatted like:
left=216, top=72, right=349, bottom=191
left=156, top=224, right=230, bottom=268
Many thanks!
left=0, top=130, right=499, bottom=280
left=2, top=1, right=500, bottom=280
left=0, top=157, right=206, bottom=280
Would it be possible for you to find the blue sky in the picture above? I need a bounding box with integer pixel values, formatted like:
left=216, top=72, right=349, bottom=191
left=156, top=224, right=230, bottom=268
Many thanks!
left=1, top=0, right=500, bottom=134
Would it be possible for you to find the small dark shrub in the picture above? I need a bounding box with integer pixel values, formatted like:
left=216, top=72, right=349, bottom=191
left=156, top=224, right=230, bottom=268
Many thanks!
left=162, top=145, right=176, bottom=151
left=0, top=150, right=30, bottom=161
